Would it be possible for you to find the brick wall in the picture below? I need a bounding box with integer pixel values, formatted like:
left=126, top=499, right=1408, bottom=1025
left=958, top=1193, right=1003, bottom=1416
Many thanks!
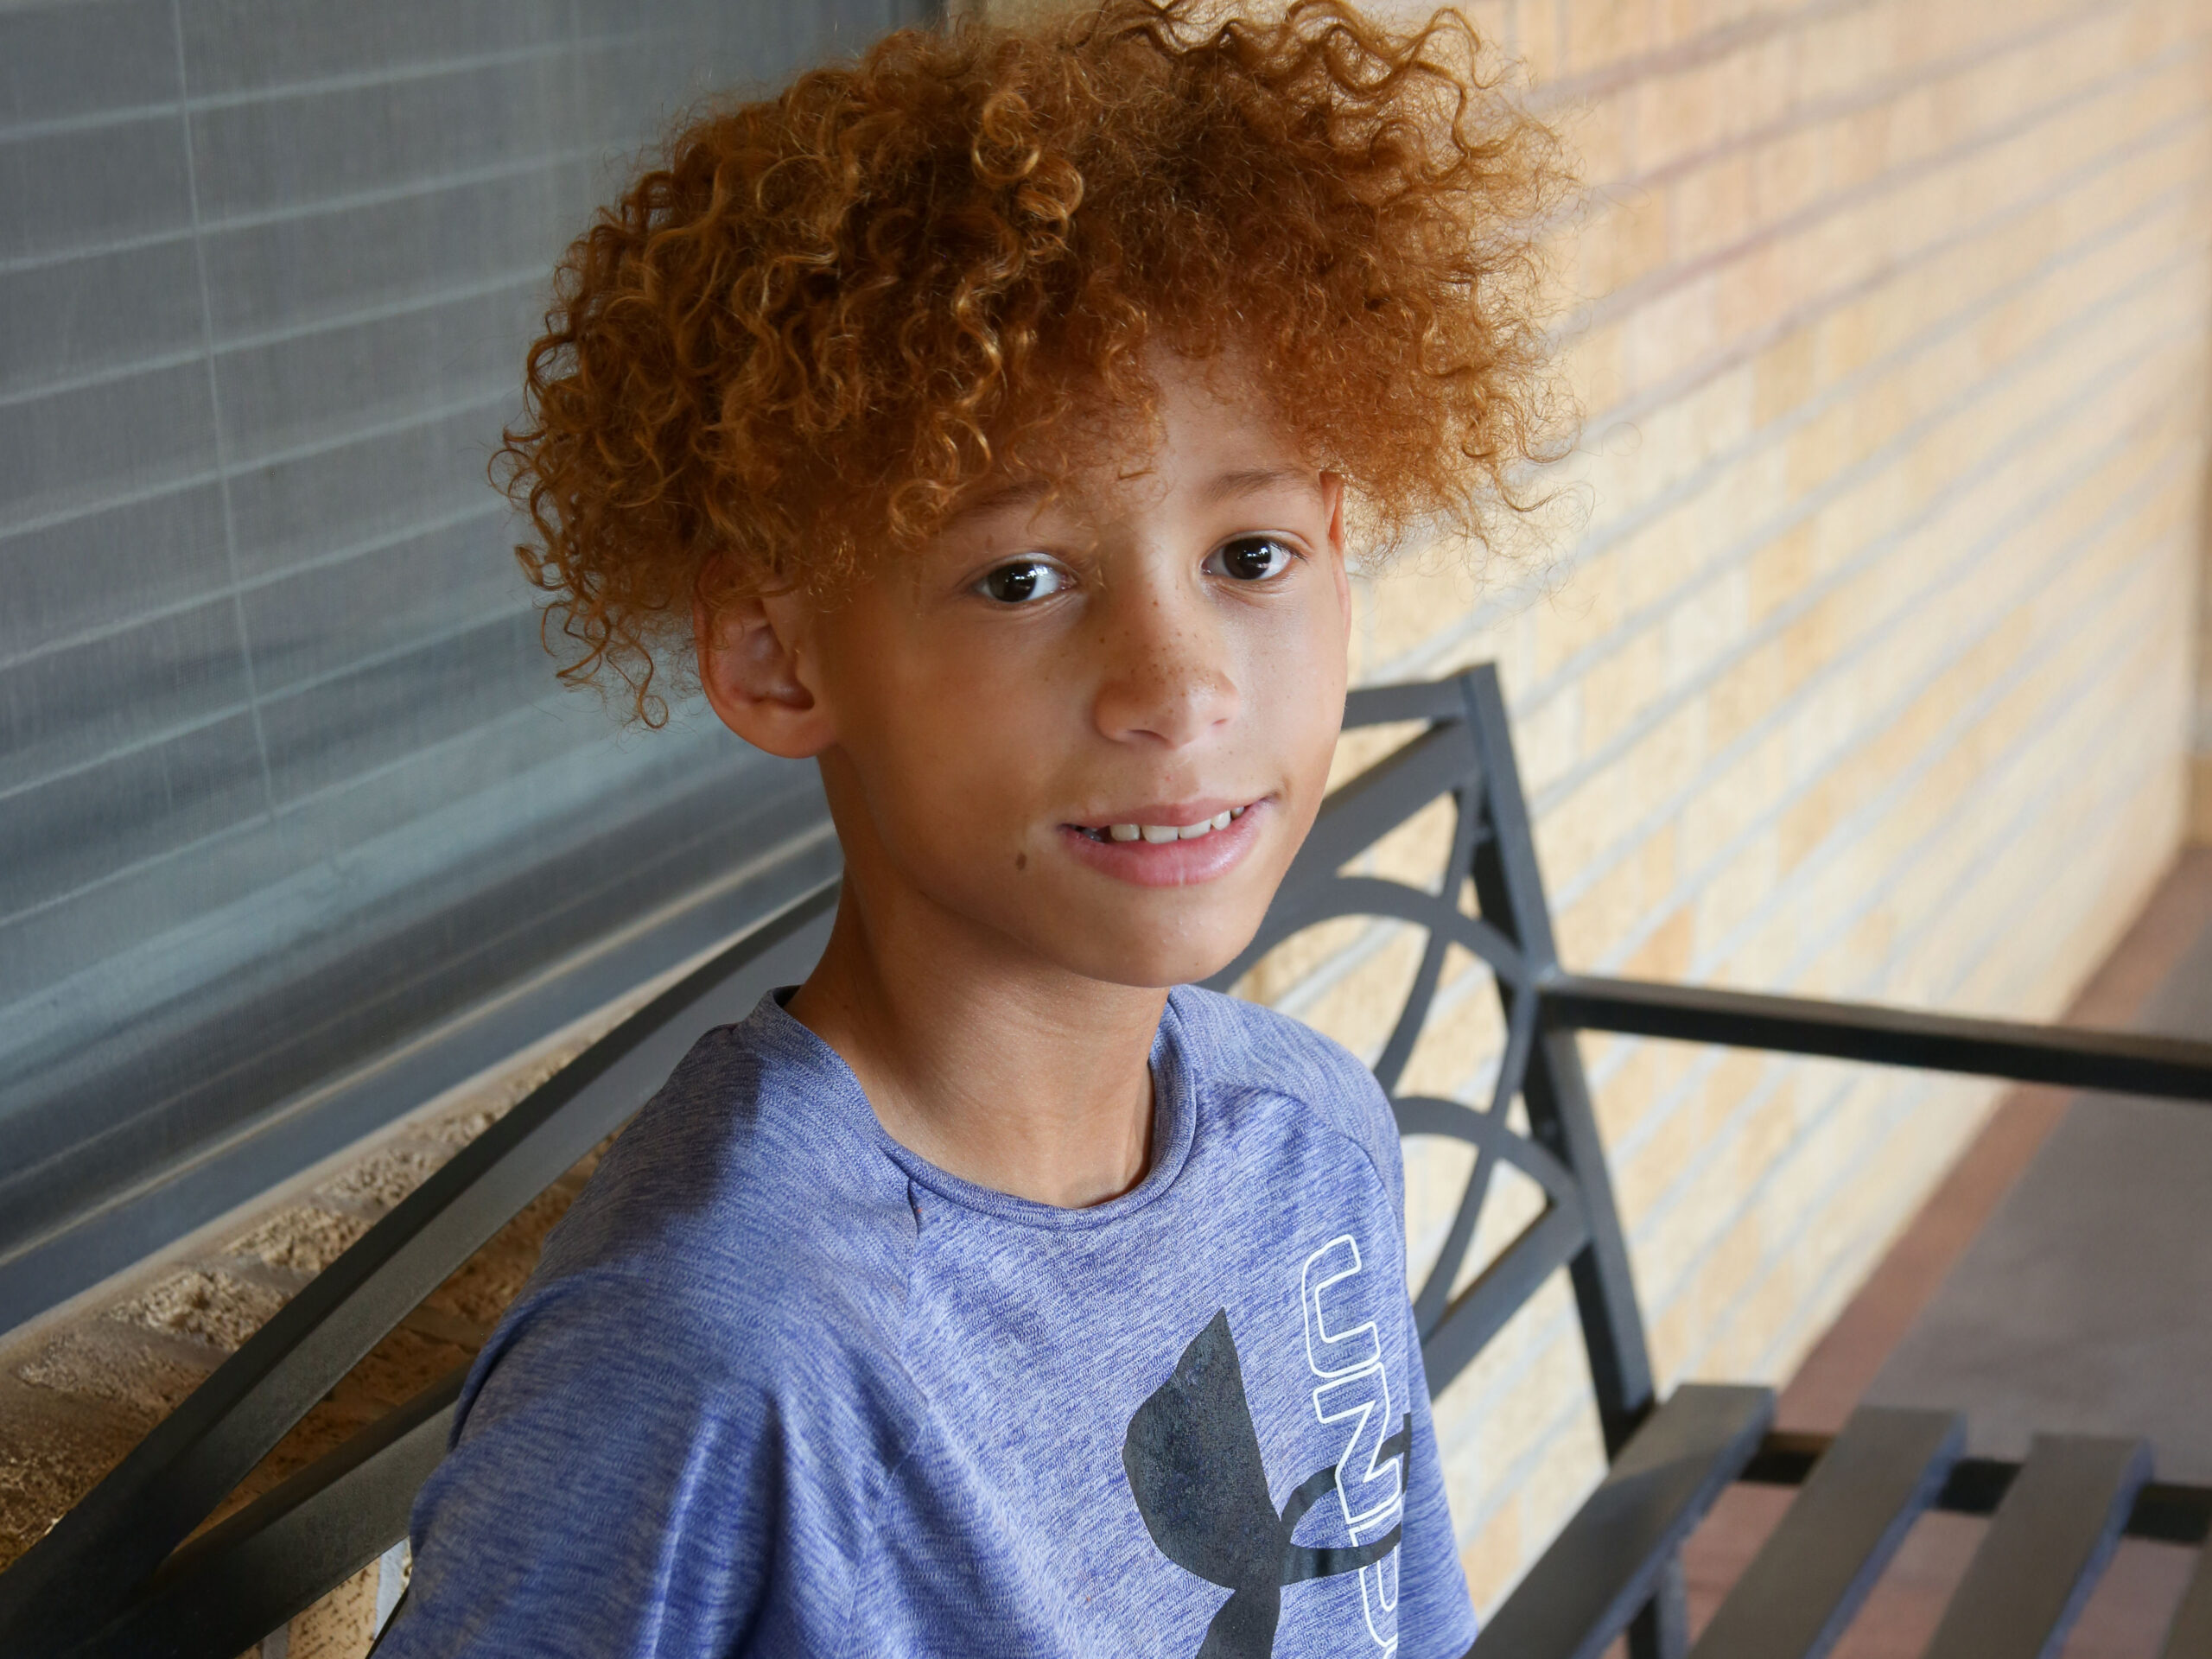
left=1271, top=0, right=2212, bottom=1611
left=6, top=3, right=2204, bottom=1644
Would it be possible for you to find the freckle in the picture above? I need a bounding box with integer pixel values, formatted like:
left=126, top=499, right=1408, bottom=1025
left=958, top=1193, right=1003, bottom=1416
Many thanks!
left=1015, top=852, right=1027, bottom=871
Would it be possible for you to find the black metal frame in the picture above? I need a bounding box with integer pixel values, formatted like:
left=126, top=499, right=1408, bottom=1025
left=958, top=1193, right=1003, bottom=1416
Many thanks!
left=6, top=664, right=2210, bottom=1659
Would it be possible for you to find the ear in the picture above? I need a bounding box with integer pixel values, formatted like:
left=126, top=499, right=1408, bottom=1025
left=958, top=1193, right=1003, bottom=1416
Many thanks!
left=695, top=589, right=837, bottom=759
left=1319, top=472, right=1351, bottom=641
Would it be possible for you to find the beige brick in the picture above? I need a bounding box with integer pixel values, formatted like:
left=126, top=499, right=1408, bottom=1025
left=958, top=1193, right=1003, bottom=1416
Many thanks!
left=1459, top=1498, right=1526, bottom=1613
left=1664, top=571, right=1746, bottom=685
left=1533, top=787, right=1611, bottom=904
left=1456, top=0, right=1517, bottom=66
left=1564, top=316, right=1631, bottom=420
left=1712, top=238, right=1789, bottom=340
left=1529, top=561, right=1626, bottom=678
left=1701, top=645, right=1789, bottom=759
left=1231, top=914, right=1369, bottom=1007
left=1557, top=89, right=1633, bottom=185
left=1596, top=404, right=1686, bottom=514
left=1556, top=822, right=1677, bottom=967
left=1591, top=1035, right=1675, bottom=1145
left=1750, top=124, right=1832, bottom=224
left=1745, top=524, right=1815, bottom=622
left=1361, top=551, right=1486, bottom=670
left=1829, top=102, right=1895, bottom=191
left=1510, top=681, right=1582, bottom=799
left=1783, top=401, right=1857, bottom=497
left=1685, top=1203, right=1765, bottom=1338
left=1562, top=0, right=1649, bottom=73
left=1751, top=327, right=1818, bottom=426
left=1645, top=0, right=1743, bottom=50
left=1685, top=365, right=1758, bottom=467
left=1630, top=270, right=1722, bottom=388
left=1645, top=0, right=1702, bottom=49
left=1671, top=150, right=1753, bottom=262
left=1576, top=622, right=1669, bottom=751
left=1622, top=901, right=1696, bottom=979
left=1611, top=501, right=1705, bottom=616
left=1512, top=0, right=1567, bottom=83
left=1402, top=971, right=1508, bottom=1096
left=1507, top=1408, right=1608, bottom=1558
left=1637, top=60, right=1726, bottom=172
left=1300, top=927, right=1436, bottom=1057
left=1573, top=188, right=1671, bottom=302
left=1618, top=699, right=1707, bottom=821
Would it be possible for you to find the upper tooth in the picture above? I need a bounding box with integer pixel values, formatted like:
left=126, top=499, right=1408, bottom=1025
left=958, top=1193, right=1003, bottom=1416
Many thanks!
left=1106, top=811, right=1243, bottom=844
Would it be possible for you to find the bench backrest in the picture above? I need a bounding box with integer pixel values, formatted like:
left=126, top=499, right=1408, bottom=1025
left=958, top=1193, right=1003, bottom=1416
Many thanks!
left=1207, top=667, right=1653, bottom=1452
left=0, top=667, right=1670, bottom=1652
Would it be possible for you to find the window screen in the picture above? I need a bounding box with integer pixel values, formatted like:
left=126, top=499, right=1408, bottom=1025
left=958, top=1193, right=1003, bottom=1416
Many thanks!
left=0, top=0, right=925, bottom=1325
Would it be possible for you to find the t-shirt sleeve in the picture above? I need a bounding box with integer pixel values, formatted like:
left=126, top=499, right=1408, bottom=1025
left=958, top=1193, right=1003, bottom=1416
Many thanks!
left=1267, top=1003, right=1474, bottom=1651
left=374, top=1266, right=838, bottom=1659
left=1260, top=1004, right=1409, bottom=1224
left=1395, top=1296, right=1479, bottom=1657
left=1344, top=1056, right=1407, bottom=1225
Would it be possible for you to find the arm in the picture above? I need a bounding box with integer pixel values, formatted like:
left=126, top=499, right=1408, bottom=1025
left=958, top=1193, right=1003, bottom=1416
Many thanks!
left=1394, top=1294, right=1480, bottom=1659
left=374, top=1267, right=831, bottom=1659
left=1332, top=1040, right=1478, bottom=1656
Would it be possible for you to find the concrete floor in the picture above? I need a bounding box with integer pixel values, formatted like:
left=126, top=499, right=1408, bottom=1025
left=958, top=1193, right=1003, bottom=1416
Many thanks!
left=1863, top=914, right=2212, bottom=1481
left=1673, top=850, right=2212, bottom=1653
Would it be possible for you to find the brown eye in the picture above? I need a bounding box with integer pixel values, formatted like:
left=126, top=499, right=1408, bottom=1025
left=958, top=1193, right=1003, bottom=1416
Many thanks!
left=1208, top=537, right=1296, bottom=582
left=976, top=559, right=1067, bottom=603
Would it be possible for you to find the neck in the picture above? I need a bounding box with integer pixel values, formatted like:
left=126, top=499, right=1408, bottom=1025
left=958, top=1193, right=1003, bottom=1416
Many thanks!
left=785, top=881, right=1166, bottom=1209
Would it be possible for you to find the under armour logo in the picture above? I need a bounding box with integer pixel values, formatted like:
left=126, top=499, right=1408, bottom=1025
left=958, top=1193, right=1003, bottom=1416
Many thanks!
left=1122, top=1310, right=1408, bottom=1658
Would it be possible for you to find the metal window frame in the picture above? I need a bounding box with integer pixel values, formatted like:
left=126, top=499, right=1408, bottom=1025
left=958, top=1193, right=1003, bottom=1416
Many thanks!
left=0, top=769, right=839, bottom=1338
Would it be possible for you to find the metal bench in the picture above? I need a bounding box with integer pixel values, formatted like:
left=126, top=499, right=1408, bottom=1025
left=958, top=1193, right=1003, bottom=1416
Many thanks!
left=4, top=664, right=2209, bottom=1658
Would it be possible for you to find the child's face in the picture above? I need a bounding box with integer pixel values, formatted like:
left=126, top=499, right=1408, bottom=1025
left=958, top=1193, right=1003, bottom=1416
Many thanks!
left=705, top=353, right=1351, bottom=988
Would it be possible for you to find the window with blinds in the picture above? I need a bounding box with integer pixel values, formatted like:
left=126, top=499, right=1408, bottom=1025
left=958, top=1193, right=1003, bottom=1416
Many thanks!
left=0, top=0, right=924, bottom=1327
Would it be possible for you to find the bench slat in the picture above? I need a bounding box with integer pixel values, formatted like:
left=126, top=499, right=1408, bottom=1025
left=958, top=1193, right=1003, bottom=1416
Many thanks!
left=1470, top=1384, right=1773, bottom=1659
left=2160, top=1548, right=2212, bottom=1659
left=1923, top=1433, right=2152, bottom=1659
left=1688, top=1407, right=1961, bottom=1659
left=72, top=1370, right=461, bottom=1659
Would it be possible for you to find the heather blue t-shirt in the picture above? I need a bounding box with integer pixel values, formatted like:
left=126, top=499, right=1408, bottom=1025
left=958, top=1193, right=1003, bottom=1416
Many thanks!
left=380, top=985, right=1477, bottom=1658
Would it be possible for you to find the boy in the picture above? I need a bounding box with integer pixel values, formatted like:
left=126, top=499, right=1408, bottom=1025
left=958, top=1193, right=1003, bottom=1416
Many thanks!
left=380, top=2, right=1558, bottom=1654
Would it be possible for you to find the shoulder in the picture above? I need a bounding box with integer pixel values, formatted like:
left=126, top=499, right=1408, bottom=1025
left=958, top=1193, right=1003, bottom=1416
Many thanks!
left=518, top=1001, right=919, bottom=1380
left=1165, top=982, right=1384, bottom=1109
left=1164, top=983, right=1405, bottom=1213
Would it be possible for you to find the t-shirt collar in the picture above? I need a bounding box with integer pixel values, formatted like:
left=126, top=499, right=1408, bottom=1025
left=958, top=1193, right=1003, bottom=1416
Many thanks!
left=748, top=987, right=1199, bottom=1230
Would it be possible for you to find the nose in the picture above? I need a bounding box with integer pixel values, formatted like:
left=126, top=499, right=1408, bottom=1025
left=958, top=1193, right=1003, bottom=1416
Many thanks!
left=1091, top=574, right=1240, bottom=748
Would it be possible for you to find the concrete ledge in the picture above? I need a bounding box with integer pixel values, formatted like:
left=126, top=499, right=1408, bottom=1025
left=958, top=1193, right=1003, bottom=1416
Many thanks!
left=0, top=1035, right=610, bottom=1655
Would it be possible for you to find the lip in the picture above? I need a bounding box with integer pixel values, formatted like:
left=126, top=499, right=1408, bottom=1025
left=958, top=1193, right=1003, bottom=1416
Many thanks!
left=1058, top=798, right=1268, bottom=889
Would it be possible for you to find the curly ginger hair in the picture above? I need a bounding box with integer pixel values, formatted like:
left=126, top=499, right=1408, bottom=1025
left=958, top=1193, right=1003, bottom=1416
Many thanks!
left=499, top=0, right=1568, bottom=722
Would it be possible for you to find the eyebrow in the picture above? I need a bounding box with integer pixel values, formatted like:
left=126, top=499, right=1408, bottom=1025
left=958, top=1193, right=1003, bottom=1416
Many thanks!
left=945, top=479, right=1051, bottom=522
left=943, top=463, right=1316, bottom=529
left=1198, top=465, right=1319, bottom=506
